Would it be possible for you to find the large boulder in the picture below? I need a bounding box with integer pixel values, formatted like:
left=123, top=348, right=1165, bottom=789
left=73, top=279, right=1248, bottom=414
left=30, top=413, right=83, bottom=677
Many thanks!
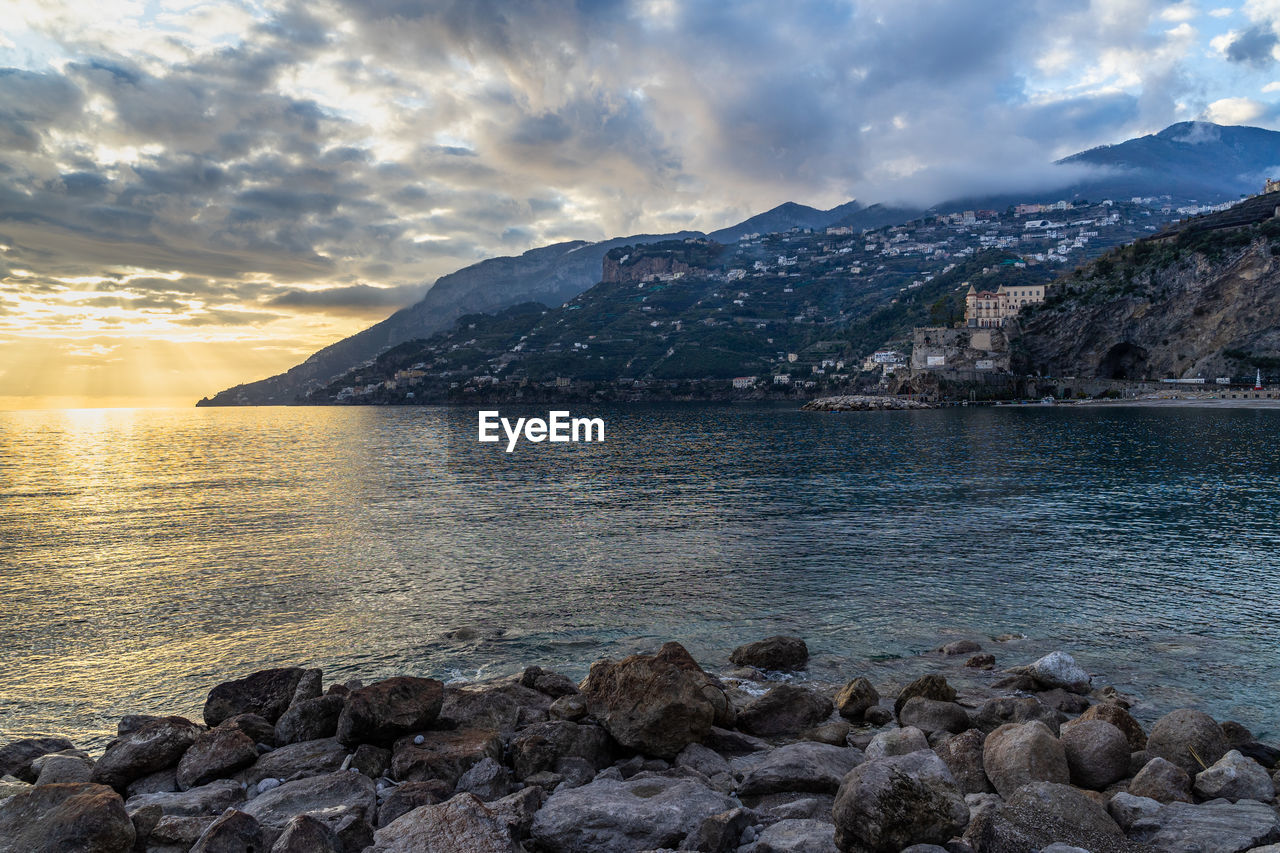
left=1128, top=756, right=1193, bottom=803
left=831, top=750, right=968, bottom=853
left=125, top=778, right=245, bottom=817
left=440, top=681, right=551, bottom=732
left=864, top=726, right=929, bottom=760
left=893, top=675, right=955, bottom=716
left=729, top=636, right=810, bottom=671
left=0, top=782, right=135, bottom=853
left=0, top=736, right=76, bottom=781
left=32, top=752, right=94, bottom=785
left=234, top=737, right=348, bottom=788
left=898, top=698, right=970, bottom=735
left=1146, top=708, right=1229, bottom=777
left=338, top=677, right=444, bottom=747
left=390, top=728, right=503, bottom=787
left=508, top=721, right=614, bottom=781
left=1193, top=749, right=1276, bottom=802
left=1025, top=651, right=1091, bottom=693
left=204, top=668, right=307, bottom=726
left=1129, top=799, right=1280, bottom=852
left=1069, top=703, right=1147, bottom=751
left=175, top=726, right=259, bottom=791
left=274, top=695, right=345, bottom=745
left=530, top=774, right=736, bottom=852
left=270, top=814, right=339, bottom=853
left=971, top=696, right=1060, bottom=733
left=367, top=792, right=521, bottom=853
left=981, top=721, right=1069, bottom=799
left=738, top=742, right=862, bottom=796
left=377, top=780, right=453, bottom=828
left=1059, top=719, right=1130, bottom=790
left=240, top=770, right=376, bottom=845
left=834, top=678, right=879, bottom=722
left=189, top=808, right=264, bottom=853
left=964, top=781, right=1124, bottom=852
left=933, top=728, right=992, bottom=795
left=579, top=642, right=731, bottom=759
left=91, top=717, right=202, bottom=792
left=737, top=685, right=833, bottom=737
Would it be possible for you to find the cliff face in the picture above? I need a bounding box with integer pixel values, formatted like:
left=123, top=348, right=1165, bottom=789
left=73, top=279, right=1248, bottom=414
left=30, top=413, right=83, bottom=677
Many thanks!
left=1012, top=222, right=1280, bottom=381
left=601, top=253, right=692, bottom=283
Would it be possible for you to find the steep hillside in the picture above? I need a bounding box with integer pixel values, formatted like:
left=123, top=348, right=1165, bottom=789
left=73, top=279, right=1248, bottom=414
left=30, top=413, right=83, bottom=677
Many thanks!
left=1012, top=194, right=1280, bottom=382
left=708, top=201, right=864, bottom=242
left=198, top=232, right=695, bottom=405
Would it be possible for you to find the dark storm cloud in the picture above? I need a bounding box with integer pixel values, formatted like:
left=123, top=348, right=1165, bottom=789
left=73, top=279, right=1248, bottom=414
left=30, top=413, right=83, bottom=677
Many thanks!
left=1226, top=25, right=1278, bottom=68
left=266, top=282, right=429, bottom=312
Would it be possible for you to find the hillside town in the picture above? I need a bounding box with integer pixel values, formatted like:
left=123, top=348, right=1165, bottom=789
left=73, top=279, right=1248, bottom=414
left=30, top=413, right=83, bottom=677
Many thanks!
left=307, top=196, right=1229, bottom=405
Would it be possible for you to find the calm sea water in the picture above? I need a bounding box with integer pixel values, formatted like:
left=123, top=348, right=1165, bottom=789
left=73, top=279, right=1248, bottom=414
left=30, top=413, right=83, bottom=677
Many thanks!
left=2, top=403, right=1278, bottom=750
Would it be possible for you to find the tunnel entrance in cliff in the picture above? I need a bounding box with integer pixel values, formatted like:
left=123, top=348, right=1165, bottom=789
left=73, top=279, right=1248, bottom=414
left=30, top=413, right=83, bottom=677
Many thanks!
left=1098, top=342, right=1148, bottom=380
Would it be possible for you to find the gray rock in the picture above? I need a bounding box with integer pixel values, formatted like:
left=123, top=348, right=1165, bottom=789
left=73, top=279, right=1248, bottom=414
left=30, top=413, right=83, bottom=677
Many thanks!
left=240, top=770, right=375, bottom=833
left=1193, top=749, right=1276, bottom=802
left=971, top=696, right=1061, bottom=734
left=831, top=750, right=968, bottom=853
left=1002, top=781, right=1122, bottom=844
left=898, top=697, right=970, bottom=735
left=739, top=686, right=833, bottom=737
left=864, top=726, right=928, bottom=760
left=981, top=720, right=1069, bottom=799
left=729, top=636, right=810, bottom=672
left=1129, top=756, right=1193, bottom=804
left=367, top=792, right=521, bottom=852
left=176, top=726, right=259, bottom=791
left=1068, top=703, right=1148, bottom=751
left=1130, top=799, right=1280, bottom=852
left=549, top=695, right=587, bottom=722
left=0, top=737, right=76, bottom=782
left=189, top=808, right=263, bottom=853
left=91, top=717, right=202, bottom=792
left=204, top=668, right=307, bottom=727
left=940, top=640, right=983, bottom=656
left=32, top=752, right=94, bottom=785
left=1026, top=651, right=1091, bottom=693
left=1060, top=719, right=1130, bottom=790
left=148, top=814, right=218, bottom=850
left=674, top=743, right=732, bottom=779
left=270, top=814, right=338, bottom=852
left=274, top=695, right=345, bottom=746
left=486, top=785, right=545, bottom=842
left=802, top=720, right=852, bottom=747
left=750, top=817, right=839, bottom=852
left=125, top=778, right=245, bottom=817
left=1107, top=791, right=1161, bottom=832
left=440, top=681, right=550, bottom=733
left=234, top=737, right=348, bottom=788
left=219, top=714, right=277, bottom=748
left=1146, top=708, right=1230, bottom=777
left=677, top=806, right=751, bottom=852
left=933, top=728, right=992, bottom=795
left=761, top=794, right=835, bottom=821
left=834, top=678, right=878, bottom=722
left=520, top=666, right=580, bottom=699
left=863, top=707, right=894, bottom=727
left=508, top=720, right=613, bottom=781
left=738, top=742, right=862, bottom=796
left=350, top=743, right=391, bottom=779
left=530, top=774, right=736, bottom=852
left=455, top=757, right=511, bottom=801
left=337, top=677, right=445, bottom=748
left=0, top=782, right=135, bottom=853
left=125, top=768, right=179, bottom=799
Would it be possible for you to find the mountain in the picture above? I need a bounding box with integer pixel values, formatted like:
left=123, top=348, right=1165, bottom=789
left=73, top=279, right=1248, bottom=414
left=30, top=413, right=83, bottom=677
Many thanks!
left=1011, top=190, right=1280, bottom=382
left=199, top=232, right=697, bottom=405
left=1058, top=121, right=1280, bottom=202
left=708, top=200, right=863, bottom=242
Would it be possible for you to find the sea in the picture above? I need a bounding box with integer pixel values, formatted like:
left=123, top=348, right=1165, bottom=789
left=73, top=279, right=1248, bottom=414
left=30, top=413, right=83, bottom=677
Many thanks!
left=2, top=403, right=1278, bottom=750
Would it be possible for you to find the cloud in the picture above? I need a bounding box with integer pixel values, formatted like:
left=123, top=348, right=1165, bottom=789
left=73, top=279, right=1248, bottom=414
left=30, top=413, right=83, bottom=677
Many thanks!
left=265, top=282, right=429, bottom=313
left=1205, top=95, right=1273, bottom=122
left=1225, top=24, right=1279, bottom=66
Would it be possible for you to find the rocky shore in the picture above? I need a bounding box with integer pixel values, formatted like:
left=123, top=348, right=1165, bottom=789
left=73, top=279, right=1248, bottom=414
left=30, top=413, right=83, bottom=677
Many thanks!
left=2, top=637, right=1278, bottom=853
left=803, top=396, right=937, bottom=412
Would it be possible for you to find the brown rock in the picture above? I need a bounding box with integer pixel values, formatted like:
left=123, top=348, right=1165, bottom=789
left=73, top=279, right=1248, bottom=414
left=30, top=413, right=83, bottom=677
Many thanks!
left=737, top=685, right=833, bottom=737
left=1059, top=719, right=1130, bottom=790
left=1070, top=703, right=1148, bottom=751
left=189, top=808, right=263, bottom=853
left=91, top=717, right=202, bottom=792
left=204, top=668, right=307, bottom=727
left=377, top=780, right=452, bottom=828
left=0, top=736, right=76, bottom=782
left=580, top=642, right=731, bottom=759
left=835, top=677, right=879, bottom=722
left=175, top=727, right=259, bottom=791
left=337, top=677, right=444, bottom=747
left=0, top=782, right=135, bottom=853
left=508, top=720, right=614, bottom=781
left=934, top=728, right=992, bottom=794
left=982, top=721, right=1069, bottom=799
left=1146, top=708, right=1229, bottom=777
left=366, top=792, right=521, bottom=852
left=729, top=636, right=810, bottom=671
left=390, top=728, right=503, bottom=786
left=894, top=675, right=955, bottom=716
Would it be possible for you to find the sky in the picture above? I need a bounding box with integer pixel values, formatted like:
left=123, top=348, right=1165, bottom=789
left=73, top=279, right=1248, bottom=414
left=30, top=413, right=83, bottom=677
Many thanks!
left=3, top=0, right=1280, bottom=407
